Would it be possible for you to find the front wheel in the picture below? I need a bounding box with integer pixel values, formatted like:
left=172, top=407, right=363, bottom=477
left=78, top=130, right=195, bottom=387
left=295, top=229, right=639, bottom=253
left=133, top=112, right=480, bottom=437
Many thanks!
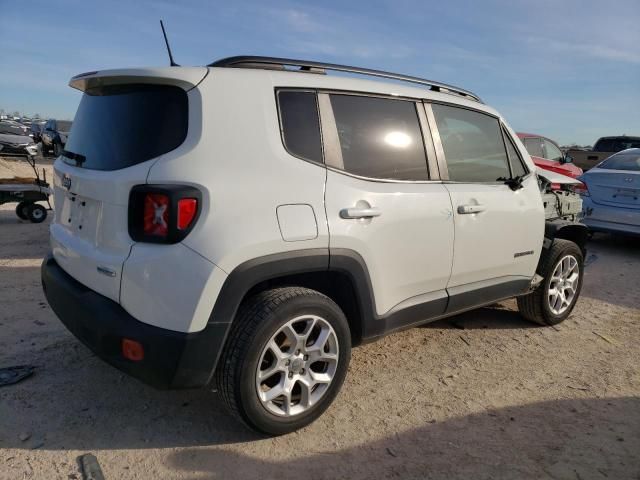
left=216, top=287, right=351, bottom=435
left=517, top=239, right=584, bottom=325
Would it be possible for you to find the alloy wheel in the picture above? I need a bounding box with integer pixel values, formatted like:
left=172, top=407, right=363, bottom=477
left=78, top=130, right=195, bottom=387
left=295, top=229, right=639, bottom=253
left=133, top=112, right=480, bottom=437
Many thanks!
left=256, top=315, right=339, bottom=417
left=548, top=254, right=579, bottom=315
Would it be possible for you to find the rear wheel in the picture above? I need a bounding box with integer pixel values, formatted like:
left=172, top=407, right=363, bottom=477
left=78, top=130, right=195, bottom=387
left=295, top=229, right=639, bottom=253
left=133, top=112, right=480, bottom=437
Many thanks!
left=15, top=202, right=30, bottom=220
left=27, top=203, right=47, bottom=223
left=216, top=287, right=351, bottom=435
left=518, top=239, right=584, bottom=325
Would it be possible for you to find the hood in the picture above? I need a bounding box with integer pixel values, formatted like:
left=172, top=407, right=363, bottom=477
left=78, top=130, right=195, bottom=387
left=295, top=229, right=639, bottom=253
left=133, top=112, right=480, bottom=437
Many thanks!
left=0, top=133, right=34, bottom=146
left=535, top=167, right=582, bottom=185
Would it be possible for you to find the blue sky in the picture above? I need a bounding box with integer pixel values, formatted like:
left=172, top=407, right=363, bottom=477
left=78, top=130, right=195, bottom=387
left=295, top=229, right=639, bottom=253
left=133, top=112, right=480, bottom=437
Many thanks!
left=1, top=0, right=638, bottom=145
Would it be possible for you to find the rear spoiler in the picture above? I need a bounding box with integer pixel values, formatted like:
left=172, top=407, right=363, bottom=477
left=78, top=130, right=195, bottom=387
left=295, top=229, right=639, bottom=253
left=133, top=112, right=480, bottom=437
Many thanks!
left=69, top=67, right=209, bottom=92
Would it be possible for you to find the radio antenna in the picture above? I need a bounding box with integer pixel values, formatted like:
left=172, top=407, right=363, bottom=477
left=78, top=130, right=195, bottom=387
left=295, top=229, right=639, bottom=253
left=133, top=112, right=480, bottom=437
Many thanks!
left=160, top=20, right=179, bottom=67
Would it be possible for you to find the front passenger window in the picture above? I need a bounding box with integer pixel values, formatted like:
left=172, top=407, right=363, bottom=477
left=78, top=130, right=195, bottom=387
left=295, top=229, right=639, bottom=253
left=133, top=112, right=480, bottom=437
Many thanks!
left=431, top=104, right=510, bottom=182
left=504, top=131, right=528, bottom=177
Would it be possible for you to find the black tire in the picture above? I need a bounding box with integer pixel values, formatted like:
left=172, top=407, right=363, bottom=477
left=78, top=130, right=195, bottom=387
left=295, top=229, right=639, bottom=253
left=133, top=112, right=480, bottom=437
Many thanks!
left=216, top=287, right=351, bottom=435
left=53, top=142, right=63, bottom=157
left=15, top=202, right=30, bottom=220
left=27, top=203, right=47, bottom=223
left=517, top=239, right=584, bottom=325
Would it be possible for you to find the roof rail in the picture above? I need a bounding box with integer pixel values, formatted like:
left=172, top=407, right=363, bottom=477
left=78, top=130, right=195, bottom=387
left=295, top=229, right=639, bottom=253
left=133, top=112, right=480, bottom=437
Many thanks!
left=208, top=56, right=483, bottom=103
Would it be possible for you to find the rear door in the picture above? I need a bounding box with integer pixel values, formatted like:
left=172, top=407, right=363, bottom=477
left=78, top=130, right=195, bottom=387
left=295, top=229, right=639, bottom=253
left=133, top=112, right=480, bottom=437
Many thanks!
left=428, top=103, right=544, bottom=312
left=322, top=92, right=454, bottom=319
left=50, top=79, right=198, bottom=302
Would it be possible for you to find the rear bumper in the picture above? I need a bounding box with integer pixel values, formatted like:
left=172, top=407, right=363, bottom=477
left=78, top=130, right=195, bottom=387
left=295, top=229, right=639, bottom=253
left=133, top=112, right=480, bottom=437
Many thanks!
left=41, top=254, right=230, bottom=389
left=582, top=198, right=640, bottom=235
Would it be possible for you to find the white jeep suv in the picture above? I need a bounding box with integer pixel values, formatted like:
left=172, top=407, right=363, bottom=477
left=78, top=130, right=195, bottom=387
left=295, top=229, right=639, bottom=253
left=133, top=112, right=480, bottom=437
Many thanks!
left=42, top=56, right=587, bottom=435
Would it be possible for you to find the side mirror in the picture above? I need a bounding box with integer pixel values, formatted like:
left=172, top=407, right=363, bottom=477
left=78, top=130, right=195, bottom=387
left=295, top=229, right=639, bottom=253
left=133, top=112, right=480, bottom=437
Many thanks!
left=562, top=154, right=573, bottom=164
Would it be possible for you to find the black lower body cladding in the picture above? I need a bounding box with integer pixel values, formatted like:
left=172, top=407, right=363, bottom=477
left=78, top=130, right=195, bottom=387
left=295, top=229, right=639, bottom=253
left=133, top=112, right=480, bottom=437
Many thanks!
left=41, top=254, right=229, bottom=389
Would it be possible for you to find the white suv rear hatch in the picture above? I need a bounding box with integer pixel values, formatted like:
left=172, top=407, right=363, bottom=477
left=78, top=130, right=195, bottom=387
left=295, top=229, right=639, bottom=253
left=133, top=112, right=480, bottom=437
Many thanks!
left=51, top=67, right=207, bottom=302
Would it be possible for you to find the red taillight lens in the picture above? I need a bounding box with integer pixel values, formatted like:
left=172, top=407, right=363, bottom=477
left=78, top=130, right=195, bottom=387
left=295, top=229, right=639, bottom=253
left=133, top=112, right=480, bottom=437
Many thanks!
left=129, top=185, right=200, bottom=243
left=122, top=338, right=144, bottom=361
left=574, top=182, right=589, bottom=196
left=177, top=198, right=198, bottom=230
left=143, top=193, right=170, bottom=236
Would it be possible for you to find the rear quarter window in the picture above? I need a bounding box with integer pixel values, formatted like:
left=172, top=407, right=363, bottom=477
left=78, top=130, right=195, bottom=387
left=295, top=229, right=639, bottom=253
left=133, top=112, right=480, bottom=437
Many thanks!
left=277, top=90, right=323, bottom=163
left=63, top=84, right=188, bottom=171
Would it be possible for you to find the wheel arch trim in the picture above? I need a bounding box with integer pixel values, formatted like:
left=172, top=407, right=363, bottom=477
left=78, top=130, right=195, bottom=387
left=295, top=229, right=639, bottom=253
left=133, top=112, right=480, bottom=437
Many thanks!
left=544, top=220, right=589, bottom=256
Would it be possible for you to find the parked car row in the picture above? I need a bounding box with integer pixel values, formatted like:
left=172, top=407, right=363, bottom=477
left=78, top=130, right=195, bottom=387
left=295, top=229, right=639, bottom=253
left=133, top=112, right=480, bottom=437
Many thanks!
left=0, top=116, right=71, bottom=158
left=515, top=131, right=639, bottom=236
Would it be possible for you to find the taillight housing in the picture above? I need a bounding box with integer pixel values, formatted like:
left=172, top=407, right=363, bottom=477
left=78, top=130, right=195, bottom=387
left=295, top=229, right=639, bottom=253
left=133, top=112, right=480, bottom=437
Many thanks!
left=574, top=181, right=589, bottom=196
left=129, top=185, right=201, bottom=243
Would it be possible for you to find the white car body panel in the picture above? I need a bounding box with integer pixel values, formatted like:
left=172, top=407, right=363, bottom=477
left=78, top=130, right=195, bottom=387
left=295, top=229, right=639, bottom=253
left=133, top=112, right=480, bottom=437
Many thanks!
left=120, top=243, right=227, bottom=332
left=155, top=70, right=329, bottom=275
left=444, top=174, right=544, bottom=287
left=50, top=160, right=152, bottom=301
left=325, top=171, right=454, bottom=316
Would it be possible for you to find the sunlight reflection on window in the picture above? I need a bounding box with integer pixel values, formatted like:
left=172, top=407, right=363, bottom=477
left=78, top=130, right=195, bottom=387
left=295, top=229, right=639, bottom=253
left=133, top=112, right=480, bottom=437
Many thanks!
left=384, top=131, right=412, bottom=149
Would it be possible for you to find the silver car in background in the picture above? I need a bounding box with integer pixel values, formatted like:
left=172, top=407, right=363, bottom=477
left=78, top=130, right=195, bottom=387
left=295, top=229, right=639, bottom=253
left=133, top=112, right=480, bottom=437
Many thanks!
left=580, top=148, right=640, bottom=236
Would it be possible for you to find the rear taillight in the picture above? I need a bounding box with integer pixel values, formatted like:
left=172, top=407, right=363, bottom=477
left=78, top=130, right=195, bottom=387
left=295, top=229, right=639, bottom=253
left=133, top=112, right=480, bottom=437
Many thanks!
left=143, top=193, right=170, bottom=236
left=129, top=185, right=201, bottom=243
left=574, top=181, right=589, bottom=196
left=177, top=198, right=198, bottom=230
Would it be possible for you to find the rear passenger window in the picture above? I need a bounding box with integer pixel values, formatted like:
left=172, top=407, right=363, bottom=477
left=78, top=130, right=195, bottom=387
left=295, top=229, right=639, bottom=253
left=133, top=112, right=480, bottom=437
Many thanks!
left=329, top=94, right=429, bottom=181
left=432, top=104, right=510, bottom=182
left=277, top=91, right=323, bottom=163
left=503, top=131, right=528, bottom=177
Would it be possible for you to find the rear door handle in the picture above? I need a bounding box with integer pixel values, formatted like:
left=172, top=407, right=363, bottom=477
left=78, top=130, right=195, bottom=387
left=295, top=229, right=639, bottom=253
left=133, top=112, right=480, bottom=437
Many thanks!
left=340, top=207, right=382, bottom=219
left=457, top=204, right=486, bottom=214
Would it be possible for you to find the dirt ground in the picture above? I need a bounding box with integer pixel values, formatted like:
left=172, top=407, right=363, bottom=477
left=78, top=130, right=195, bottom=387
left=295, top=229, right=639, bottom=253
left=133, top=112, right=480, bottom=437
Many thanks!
left=0, top=155, right=639, bottom=480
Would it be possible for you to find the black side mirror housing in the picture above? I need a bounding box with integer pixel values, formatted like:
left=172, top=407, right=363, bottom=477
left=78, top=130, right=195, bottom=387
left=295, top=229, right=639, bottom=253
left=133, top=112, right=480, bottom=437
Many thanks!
left=561, top=154, right=573, bottom=164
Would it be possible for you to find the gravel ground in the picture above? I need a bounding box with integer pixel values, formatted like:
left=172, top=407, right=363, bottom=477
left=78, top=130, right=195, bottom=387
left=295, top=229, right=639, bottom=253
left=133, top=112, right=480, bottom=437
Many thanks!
left=1, top=155, right=639, bottom=479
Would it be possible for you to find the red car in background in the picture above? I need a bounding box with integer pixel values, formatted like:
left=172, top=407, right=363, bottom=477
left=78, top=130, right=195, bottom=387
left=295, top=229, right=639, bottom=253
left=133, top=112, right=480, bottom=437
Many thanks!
left=517, top=132, right=583, bottom=179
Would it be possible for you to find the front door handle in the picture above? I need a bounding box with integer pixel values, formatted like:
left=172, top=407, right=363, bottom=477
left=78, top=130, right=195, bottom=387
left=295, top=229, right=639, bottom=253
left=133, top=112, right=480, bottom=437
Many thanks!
left=340, top=207, right=382, bottom=219
left=457, top=204, right=486, bottom=214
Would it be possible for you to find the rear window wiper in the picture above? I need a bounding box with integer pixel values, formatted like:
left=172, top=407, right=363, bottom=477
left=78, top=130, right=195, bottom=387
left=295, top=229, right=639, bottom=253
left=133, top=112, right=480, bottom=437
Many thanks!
left=62, top=149, right=86, bottom=167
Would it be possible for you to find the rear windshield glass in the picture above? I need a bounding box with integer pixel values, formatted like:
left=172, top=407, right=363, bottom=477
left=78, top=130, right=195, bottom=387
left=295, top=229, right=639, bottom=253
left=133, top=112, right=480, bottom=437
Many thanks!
left=594, top=138, right=640, bottom=152
left=598, top=152, right=640, bottom=171
left=63, top=84, right=188, bottom=170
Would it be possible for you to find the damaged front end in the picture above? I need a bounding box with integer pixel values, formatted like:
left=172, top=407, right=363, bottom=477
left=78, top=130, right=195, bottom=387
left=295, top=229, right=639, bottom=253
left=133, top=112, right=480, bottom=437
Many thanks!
left=537, top=167, right=584, bottom=221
